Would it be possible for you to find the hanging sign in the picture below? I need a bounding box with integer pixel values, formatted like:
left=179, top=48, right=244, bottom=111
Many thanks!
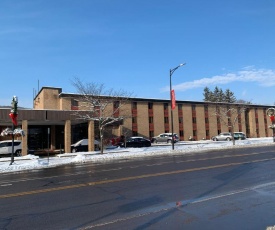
left=171, top=90, right=176, bottom=110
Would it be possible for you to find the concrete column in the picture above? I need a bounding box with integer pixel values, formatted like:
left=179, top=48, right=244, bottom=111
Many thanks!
left=64, top=120, right=71, bottom=153
left=88, top=120, right=94, bottom=151
left=21, top=120, right=28, bottom=156
left=51, top=125, right=56, bottom=150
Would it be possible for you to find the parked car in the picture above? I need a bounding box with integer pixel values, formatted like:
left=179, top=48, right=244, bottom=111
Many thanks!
left=118, top=137, right=151, bottom=148
left=151, top=133, right=179, bottom=143
left=0, top=140, right=22, bottom=156
left=71, top=139, right=100, bottom=153
left=212, top=132, right=232, bottom=141
left=233, top=132, right=246, bottom=140
left=212, top=132, right=247, bottom=141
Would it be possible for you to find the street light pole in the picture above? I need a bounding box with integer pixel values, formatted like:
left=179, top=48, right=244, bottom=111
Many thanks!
left=170, top=63, right=185, bottom=150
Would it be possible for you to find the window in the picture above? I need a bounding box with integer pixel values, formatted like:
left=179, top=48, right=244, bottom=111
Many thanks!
left=71, top=99, right=79, bottom=107
left=164, top=117, right=169, bottom=124
left=114, top=101, right=120, bottom=109
left=192, top=117, right=196, bottom=123
left=132, top=117, right=137, bottom=123
left=179, top=117, right=183, bottom=124
left=178, top=104, right=182, bottom=110
left=0, top=142, right=8, bottom=147
left=238, top=116, right=241, bottom=123
left=164, top=103, right=168, bottom=110
left=205, top=118, right=209, bottom=123
left=192, top=104, right=196, bottom=110
left=132, top=102, right=137, bottom=109
left=148, top=102, right=153, bottom=109
left=71, top=99, right=79, bottom=110
left=204, top=105, right=208, bottom=111
left=206, top=130, right=209, bottom=137
left=149, top=117, right=154, bottom=123
left=193, top=130, right=197, bottom=136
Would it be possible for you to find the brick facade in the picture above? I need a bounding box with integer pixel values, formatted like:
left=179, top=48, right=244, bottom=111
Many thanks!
left=33, top=86, right=273, bottom=141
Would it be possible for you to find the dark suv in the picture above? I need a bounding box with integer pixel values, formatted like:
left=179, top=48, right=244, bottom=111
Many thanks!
left=233, top=132, right=246, bottom=140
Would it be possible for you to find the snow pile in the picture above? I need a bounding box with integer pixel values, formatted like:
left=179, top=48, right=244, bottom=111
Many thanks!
left=0, top=137, right=273, bottom=174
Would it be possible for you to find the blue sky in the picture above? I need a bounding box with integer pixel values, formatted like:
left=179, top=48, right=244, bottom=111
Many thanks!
left=1, top=0, right=275, bottom=108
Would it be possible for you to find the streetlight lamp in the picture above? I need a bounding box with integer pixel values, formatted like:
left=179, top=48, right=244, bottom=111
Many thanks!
left=170, top=63, right=185, bottom=150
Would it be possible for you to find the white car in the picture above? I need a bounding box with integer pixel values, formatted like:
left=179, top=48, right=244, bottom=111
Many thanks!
left=71, top=139, right=100, bottom=152
left=152, top=133, right=179, bottom=143
left=0, top=140, right=22, bottom=156
left=212, top=132, right=232, bottom=141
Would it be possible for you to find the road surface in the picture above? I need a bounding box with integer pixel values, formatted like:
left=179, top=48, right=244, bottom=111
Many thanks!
left=0, top=145, right=275, bottom=229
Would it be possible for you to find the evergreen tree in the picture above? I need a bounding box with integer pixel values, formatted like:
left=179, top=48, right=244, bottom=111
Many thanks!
left=202, top=86, right=237, bottom=103
left=213, top=86, right=224, bottom=102
left=218, top=88, right=224, bottom=102
left=203, top=87, right=211, bottom=101
left=224, top=89, right=236, bottom=103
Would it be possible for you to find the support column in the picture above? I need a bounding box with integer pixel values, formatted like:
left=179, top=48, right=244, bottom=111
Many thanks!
left=64, top=120, right=71, bottom=153
left=88, top=120, right=95, bottom=151
left=21, top=120, right=28, bottom=156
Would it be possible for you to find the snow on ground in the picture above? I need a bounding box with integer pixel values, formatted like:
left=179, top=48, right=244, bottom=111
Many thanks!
left=0, top=137, right=274, bottom=174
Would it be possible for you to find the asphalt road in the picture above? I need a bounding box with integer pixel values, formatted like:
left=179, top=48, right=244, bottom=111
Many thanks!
left=1, top=145, right=275, bottom=229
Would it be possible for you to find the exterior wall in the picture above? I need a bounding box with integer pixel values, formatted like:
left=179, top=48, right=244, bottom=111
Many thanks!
left=248, top=109, right=257, bottom=138
left=182, top=104, right=193, bottom=141
left=171, top=105, right=179, bottom=137
left=153, top=103, right=165, bottom=136
left=219, top=105, right=230, bottom=132
left=240, top=110, right=247, bottom=133
left=60, top=98, right=71, bottom=110
left=208, top=104, right=218, bottom=138
left=196, top=105, right=206, bottom=140
left=34, top=88, right=60, bottom=110
left=120, top=102, right=132, bottom=137
left=136, top=102, right=149, bottom=137
left=258, top=108, right=266, bottom=137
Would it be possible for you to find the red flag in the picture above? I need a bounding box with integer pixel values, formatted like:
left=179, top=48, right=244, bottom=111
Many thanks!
left=171, top=90, right=176, bottom=110
left=9, top=113, right=18, bottom=126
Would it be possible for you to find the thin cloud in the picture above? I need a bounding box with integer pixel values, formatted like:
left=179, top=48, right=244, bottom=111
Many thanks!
left=161, top=68, right=275, bottom=92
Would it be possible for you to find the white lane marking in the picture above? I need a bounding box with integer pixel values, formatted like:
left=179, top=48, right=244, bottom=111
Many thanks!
left=1, top=184, right=12, bottom=187
left=79, top=181, right=275, bottom=229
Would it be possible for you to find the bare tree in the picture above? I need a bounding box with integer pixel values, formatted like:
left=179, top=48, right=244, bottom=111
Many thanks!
left=213, top=103, right=249, bottom=145
left=71, top=77, right=132, bottom=153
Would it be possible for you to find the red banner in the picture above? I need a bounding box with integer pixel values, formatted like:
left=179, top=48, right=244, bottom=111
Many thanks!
left=9, top=113, right=18, bottom=126
left=171, top=90, right=176, bottom=110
